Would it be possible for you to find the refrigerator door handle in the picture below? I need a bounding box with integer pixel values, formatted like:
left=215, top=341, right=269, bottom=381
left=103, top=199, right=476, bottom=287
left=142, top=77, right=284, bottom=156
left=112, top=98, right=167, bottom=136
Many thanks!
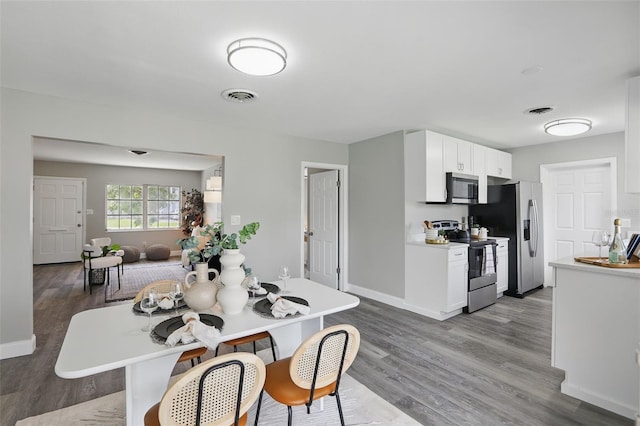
left=530, top=199, right=539, bottom=257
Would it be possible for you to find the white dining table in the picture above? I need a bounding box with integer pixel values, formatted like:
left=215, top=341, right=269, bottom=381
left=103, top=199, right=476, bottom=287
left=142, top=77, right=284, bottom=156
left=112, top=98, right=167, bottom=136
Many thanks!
left=55, top=278, right=360, bottom=425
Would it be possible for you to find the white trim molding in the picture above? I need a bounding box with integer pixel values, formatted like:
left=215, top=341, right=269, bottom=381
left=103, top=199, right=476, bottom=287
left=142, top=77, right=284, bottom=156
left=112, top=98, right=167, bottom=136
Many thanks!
left=0, top=334, right=36, bottom=360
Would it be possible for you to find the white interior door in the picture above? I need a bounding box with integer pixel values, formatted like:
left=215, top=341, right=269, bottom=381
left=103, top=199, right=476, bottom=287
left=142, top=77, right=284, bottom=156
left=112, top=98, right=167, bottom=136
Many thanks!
left=542, top=160, right=615, bottom=283
left=33, top=177, right=85, bottom=264
left=309, top=170, right=339, bottom=288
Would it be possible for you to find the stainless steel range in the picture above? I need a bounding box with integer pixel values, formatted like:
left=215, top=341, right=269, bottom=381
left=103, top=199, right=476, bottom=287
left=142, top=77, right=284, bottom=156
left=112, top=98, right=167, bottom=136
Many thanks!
left=432, top=220, right=498, bottom=313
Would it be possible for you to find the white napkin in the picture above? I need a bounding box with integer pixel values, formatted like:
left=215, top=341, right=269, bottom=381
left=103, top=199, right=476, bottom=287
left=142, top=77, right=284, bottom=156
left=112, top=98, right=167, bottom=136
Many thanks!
left=165, top=312, right=221, bottom=350
left=266, top=292, right=310, bottom=318
left=250, top=286, right=267, bottom=296
left=158, top=295, right=174, bottom=310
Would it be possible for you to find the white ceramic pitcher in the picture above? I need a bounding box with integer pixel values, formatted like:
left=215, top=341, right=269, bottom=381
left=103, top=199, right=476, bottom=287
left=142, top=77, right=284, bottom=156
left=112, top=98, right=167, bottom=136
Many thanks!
left=183, top=262, right=219, bottom=311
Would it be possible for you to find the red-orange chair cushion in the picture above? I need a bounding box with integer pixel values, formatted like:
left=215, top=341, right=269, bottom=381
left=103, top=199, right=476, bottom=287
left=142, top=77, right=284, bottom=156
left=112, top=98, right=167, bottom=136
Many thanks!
left=263, top=357, right=337, bottom=406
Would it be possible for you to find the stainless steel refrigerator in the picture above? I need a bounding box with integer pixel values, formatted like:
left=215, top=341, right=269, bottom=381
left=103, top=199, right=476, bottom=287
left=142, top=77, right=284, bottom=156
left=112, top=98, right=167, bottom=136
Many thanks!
left=469, top=182, right=544, bottom=297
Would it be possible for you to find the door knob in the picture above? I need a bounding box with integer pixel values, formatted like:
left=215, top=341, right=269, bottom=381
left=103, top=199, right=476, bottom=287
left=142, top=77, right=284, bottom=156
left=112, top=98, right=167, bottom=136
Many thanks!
left=308, top=232, right=314, bottom=236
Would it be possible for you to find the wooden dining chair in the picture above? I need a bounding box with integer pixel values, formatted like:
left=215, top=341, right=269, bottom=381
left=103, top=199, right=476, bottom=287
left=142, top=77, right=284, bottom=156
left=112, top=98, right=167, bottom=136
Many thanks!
left=254, top=324, right=360, bottom=426
left=134, top=280, right=208, bottom=367
left=144, top=352, right=266, bottom=426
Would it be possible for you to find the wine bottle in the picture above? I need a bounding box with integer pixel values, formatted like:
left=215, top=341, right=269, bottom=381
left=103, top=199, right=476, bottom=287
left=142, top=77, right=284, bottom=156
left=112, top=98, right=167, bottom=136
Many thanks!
left=608, top=218, right=627, bottom=264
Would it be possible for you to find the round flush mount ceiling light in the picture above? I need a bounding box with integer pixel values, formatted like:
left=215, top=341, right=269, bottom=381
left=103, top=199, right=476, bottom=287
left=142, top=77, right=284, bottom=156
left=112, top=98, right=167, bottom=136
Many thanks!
left=544, top=118, right=592, bottom=136
left=227, top=38, right=287, bottom=76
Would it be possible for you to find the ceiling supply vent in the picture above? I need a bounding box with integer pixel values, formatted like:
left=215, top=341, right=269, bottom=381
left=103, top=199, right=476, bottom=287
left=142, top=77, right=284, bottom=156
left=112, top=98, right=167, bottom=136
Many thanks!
left=525, top=106, right=554, bottom=115
left=221, top=89, right=259, bottom=103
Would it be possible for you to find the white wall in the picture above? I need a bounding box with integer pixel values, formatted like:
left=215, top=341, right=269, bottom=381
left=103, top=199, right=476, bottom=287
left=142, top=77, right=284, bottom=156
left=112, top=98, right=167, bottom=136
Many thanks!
left=510, top=132, right=640, bottom=231
left=0, top=88, right=348, bottom=357
left=348, top=131, right=406, bottom=298
left=34, top=160, right=201, bottom=252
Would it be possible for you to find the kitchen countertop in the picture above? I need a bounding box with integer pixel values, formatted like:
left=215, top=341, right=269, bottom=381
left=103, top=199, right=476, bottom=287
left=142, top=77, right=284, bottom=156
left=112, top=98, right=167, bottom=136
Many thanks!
left=406, top=240, right=469, bottom=249
left=406, top=235, right=509, bottom=250
left=549, top=256, right=640, bottom=279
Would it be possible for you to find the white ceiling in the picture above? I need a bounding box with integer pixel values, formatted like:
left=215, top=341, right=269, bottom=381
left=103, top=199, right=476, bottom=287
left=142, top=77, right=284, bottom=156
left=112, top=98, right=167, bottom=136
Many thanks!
left=3, top=1, right=639, bottom=166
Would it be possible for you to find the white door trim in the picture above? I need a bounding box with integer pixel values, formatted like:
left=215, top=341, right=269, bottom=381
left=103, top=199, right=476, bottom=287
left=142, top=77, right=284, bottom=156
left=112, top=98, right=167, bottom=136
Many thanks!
left=300, top=162, right=348, bottom=291
left=540, top=157, right=617, bottom=284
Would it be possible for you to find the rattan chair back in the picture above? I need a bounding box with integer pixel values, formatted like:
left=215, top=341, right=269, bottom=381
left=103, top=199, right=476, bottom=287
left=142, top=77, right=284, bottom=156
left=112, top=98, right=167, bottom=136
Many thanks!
left=133, top=279, right=182, bottom=303
left=158, top=352, right=265, bottom=426
left=289, top=324, right=360, bottom=390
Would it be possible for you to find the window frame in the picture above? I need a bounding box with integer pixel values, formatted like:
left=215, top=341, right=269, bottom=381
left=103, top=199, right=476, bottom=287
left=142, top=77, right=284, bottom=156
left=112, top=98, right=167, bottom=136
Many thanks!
left=105, top=183, right=182, bottom=232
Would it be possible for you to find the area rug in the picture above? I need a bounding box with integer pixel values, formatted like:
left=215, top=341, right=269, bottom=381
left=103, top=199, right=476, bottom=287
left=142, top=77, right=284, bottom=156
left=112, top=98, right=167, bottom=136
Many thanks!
left=104, top=258, right=187, bottom=303
left=16, top=374, right=420, bottom=426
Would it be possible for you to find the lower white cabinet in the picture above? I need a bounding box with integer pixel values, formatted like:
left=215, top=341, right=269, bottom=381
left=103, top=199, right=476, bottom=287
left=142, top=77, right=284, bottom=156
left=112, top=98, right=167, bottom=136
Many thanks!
left=494, top=237, right=509, bottom=295
left=405, top=243, right=469, bottom=321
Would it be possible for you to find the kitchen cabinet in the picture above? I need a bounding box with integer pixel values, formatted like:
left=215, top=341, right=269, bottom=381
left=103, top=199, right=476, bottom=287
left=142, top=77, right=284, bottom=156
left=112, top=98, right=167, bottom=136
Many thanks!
left=444, top=136, right=473, bottom=174
left=625, top=76, right=640, bottom=193
left=472, top=144, right=488, bottom=204
left=405, top=242, right=469, bottom=321
left=405, top=130, right=446, bottom=202
left=493, top=237, right=509, bottom=296
left=486, top=148, right=512, bottom=179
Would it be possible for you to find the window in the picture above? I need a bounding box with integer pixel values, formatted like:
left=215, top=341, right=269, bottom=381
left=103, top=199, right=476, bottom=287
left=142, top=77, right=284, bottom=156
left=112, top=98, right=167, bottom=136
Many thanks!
left=106, top=184, right=181, bottom=231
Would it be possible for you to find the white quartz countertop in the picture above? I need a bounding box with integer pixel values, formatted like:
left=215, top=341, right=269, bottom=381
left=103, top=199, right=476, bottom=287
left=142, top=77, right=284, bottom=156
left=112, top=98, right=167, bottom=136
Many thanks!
left=549, top=256, right=640, bottom=279
left=406, top=241, right=469, bottom=250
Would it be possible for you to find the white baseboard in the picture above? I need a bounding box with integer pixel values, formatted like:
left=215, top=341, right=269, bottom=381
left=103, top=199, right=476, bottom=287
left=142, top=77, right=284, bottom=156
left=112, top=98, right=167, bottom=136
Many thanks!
left=561, top=380, right=636, bottom=420
left=345, top=282, right=460, bottom=321
left=0, top=334, right=36, bottom=360
left=170, top=250, right=181, bottom=257
left=344, top=282, right=406, bottom=310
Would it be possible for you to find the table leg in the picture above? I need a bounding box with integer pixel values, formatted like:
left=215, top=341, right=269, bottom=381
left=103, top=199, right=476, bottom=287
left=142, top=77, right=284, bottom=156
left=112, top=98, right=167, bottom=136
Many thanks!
left=268, top=316, right=322, bottom=358
left=125, top=352, right=180, bottom=426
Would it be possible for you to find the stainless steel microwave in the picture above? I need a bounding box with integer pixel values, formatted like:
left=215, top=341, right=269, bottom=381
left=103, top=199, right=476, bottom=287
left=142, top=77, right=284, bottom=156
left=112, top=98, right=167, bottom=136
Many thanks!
left=446, top=172, right=479, bottom=204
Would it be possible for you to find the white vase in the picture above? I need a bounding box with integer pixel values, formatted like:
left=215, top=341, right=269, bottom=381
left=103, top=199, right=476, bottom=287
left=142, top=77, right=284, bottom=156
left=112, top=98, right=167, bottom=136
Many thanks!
left=217, top=248, right=249, bottom=314
left=183, top=262, right=219, bottom=312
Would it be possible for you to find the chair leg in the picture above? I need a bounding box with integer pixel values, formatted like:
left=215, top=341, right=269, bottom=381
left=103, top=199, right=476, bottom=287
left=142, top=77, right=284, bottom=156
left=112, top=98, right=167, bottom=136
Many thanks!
left=254, top=390, right=263, bottom=426
left=215, top=347, right=219, bottom=356
left=334, top=390, right=345, bottom=426
left=268, top=335, right=277, bottom=361
left=252, top=341, right=257, bottom=354
left=117, top=266, right=121, bottom=290
left=287, top=406, right=293, bottom=426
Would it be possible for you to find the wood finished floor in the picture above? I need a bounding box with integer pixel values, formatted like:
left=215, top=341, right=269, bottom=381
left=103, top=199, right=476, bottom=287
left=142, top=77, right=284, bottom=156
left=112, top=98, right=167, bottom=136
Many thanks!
left=0, top=262, right=633, bottom=425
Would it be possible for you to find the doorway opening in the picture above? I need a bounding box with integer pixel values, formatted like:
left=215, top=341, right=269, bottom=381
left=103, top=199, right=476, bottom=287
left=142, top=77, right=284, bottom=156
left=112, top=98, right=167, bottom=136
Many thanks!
left=540, top=157, right=617, bottom=285
left=301, top=162, right=348, bottom=290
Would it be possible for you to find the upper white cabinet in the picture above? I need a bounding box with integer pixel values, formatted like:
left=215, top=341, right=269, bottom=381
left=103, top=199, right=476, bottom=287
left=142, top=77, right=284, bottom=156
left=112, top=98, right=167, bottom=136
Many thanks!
left=486, top=148, right=512, bottom=179
left=405, top=130, right=508, bottom=203
left=444, top=136, right=473, bottom=173
left=405, top=130, right=446, bottom=202
left=472, top=144, right=488, bottom=204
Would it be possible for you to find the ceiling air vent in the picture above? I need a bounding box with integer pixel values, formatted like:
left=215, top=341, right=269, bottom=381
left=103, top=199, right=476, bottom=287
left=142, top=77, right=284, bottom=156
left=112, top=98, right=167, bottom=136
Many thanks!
left=525, top=106, right=554, bottom=115
left=221, top=89, right=259, bottom=103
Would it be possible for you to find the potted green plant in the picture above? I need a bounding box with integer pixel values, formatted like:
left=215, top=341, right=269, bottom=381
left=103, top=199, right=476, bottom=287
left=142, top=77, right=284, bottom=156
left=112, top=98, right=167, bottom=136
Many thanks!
left=177, top=221, right=260, bottom=264
left=177, top=221, right=260, bottom=314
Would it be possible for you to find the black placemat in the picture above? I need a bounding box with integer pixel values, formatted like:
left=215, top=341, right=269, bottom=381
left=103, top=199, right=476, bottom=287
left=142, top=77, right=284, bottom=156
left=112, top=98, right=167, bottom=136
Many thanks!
left=152, top=314, right=224, bottom=341
left=248, top=282, right=280, bottom=298
left=252, top=296, right=309, bottom=319
left=132, top=300, right=187, bottom=315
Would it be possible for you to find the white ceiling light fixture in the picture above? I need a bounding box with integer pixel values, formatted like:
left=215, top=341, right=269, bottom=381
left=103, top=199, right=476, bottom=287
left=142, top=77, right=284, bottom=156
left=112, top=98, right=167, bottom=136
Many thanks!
left=227, top=38, right=287, bottom=76
left=544, top=118, right=592, bottom=136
